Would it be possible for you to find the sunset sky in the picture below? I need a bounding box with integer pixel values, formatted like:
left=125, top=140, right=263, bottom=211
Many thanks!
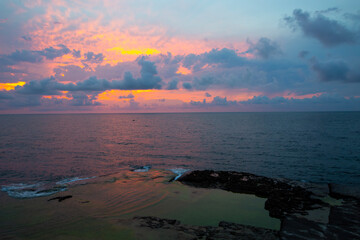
left=0, top=0, right=359, bottom=113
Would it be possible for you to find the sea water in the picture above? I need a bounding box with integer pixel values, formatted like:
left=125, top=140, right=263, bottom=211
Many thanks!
left=0, top=112, right=359, bottom=192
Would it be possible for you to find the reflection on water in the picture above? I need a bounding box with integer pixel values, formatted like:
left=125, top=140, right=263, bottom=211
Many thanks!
left=0, top=112, right=360, bottom=184
left=0, top=169, right=280, bottom=239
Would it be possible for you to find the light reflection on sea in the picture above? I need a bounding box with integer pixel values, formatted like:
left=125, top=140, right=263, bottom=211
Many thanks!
left=0, top=112, right=359, bottom=185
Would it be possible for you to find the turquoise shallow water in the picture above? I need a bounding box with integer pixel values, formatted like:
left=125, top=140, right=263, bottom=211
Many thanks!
left=0, top=112, right=359, bottom=185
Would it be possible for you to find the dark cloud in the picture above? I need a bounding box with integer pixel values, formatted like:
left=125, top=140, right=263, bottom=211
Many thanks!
left=0, top=91, right=13, bottom=99
left=21, top=36, right=32, bottom=41
left=60, top=76, right=111, bottom=91
left=182, top=82, right=192, bottom=90
left=240, top=95, right=286, bottom=104
left=0, top=45, right=72, bottom=66
left=187, top=94, right=360, bottom=111
left=310, top=58, right=360, bottom=83
left=203, top=48, right=244, bottom=68
left=182, top=54, right=198, bottom=69
left=240, top=94, right=360, bottom=107
left=39, top=45, right=71, bottom=60
left=12, top=59, right=162, bottom=96
left=190, top=96, right=237, bottom=106
left=315, top=7, right=339, bottom=14
left=111, top=59, right=162, bottom=90
left=15, top=77, right=62, bottom=95
left=69, top=92, right=101, bottom=106
left=72, top=49, right=81, bottom=58
left=82, top=52, right=104, bottom=63
left=211, top=96, right=237, bottom=105
left=284, top=9, right=357, bottom=46
left=176, top=52, right=309, bottom=93
left=192, top=76, right=215, bottom=90
left=118, top=93, right=134, bottom=99
left=7, top=50, right=43, bottom=63
left=205, top=92, right=212, bottom=97
left=167, top=79, right=178, bottom=90
left=155, top=54, right=181, bottom=79
left=247, top=38, right=282, bottom=59
left=10, top=97, right=42, bottom=108
left=167, top=48, right=247, bottom=79
left=175, top=48, right=246, bottom=73
left=54, top=61, right=139, bottom=83
left=190, top=99, right=206, bottom=106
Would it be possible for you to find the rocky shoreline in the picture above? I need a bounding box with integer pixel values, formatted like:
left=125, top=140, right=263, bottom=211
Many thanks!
left=3, top=169, right=359, bottom=239
left=178, top=170, right=327, bottom=219
left=131, top=170, right=360, bottom=239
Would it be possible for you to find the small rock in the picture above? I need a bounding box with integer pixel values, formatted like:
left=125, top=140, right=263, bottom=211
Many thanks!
left=47, top=195, right=72, bottom=202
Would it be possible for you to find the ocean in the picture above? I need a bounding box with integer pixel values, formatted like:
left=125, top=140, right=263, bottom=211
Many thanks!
left=1, top=112, right=359, bottom=190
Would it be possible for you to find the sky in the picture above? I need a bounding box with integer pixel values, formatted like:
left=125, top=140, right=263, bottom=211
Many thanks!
left=0, top=0, right=359, bottom=113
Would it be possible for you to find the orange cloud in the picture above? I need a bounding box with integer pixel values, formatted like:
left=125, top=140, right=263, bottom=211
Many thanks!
left=176, top=65, right=192, bottom=75
left=0, top=81, right=26, bottom=91
left=42, top=91, right=72, bottom=100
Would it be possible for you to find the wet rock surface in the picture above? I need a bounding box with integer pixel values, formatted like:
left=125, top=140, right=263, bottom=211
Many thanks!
left=329, top=183, right=360, bottom=199
left=280, top=198, right=360, bottom=240
left=177, top=170, right=326, bottom=219
left=175, top=170, right=360, bottom=240
left=129, top=216, right=279, bottom=240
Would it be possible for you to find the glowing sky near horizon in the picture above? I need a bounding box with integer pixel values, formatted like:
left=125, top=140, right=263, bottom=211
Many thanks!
left=0, top=0, right=359, bottom=113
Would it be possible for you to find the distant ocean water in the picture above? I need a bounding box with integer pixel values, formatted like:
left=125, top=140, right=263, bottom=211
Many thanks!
left=0, top=112, right=359, bottom=189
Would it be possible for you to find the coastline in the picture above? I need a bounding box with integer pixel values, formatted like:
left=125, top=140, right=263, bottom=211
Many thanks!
left=0, top=169, right=359, bottom=239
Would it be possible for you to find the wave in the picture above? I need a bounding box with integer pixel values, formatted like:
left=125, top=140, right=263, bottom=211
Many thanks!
left=132, top=165, right=151, bottom=172
left=56, top=176, right=96, bottom=185
left=1, top=183, right=67, bottom=199
left=169, top=168, right=189, bottom=181
left=1, top=176, right=96, bottom=199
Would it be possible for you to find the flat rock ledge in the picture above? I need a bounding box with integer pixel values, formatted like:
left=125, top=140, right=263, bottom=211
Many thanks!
left=126, top=216, right=279, bottom=240
left=177, top=170, right=360, bottom=240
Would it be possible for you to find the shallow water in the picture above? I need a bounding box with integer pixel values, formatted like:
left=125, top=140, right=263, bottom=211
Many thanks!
left=0, top=170, right=280, bottom=239
left=0, top=112, right=360, bottom=186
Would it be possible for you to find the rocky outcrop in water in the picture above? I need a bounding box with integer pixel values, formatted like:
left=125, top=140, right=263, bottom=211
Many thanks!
left=176, top=170, right=360, bottom=239
left=177, top=170, right=326, bottom=219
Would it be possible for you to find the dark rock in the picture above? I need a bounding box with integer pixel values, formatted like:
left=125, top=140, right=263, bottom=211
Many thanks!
left=280, top=199, right=360, bottom=240
left=326, top=198, right=360, bottom=239
left=47, top=195, right=72, bottom=202
left=178, top=170, right=360, bottom=239
left=329, top=183, right=360, bottom=200
left=280, top=215, right=327, bottom=240
left=133, top=216, right=180, bottom=229
left=130, top=216, right=279, bottom=240
left=178, top=170, right=326, bottom=219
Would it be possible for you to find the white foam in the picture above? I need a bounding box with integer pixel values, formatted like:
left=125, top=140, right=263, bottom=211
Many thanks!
left=1, top=182, right=67, bottom=199
left=6, top=187, right=67, bottom=199
left=1, top=183, right=41, bottom=192
left=1, top=175, right=96, bottom=199
left=133, top=166, right=151, bottom=172
left=170, top=168, right=189, bottom=181
left=56, top=176, right=96, bottom=185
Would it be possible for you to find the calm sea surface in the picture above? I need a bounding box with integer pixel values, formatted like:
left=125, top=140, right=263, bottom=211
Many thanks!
left=0, top=112, right=360, bottom=185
